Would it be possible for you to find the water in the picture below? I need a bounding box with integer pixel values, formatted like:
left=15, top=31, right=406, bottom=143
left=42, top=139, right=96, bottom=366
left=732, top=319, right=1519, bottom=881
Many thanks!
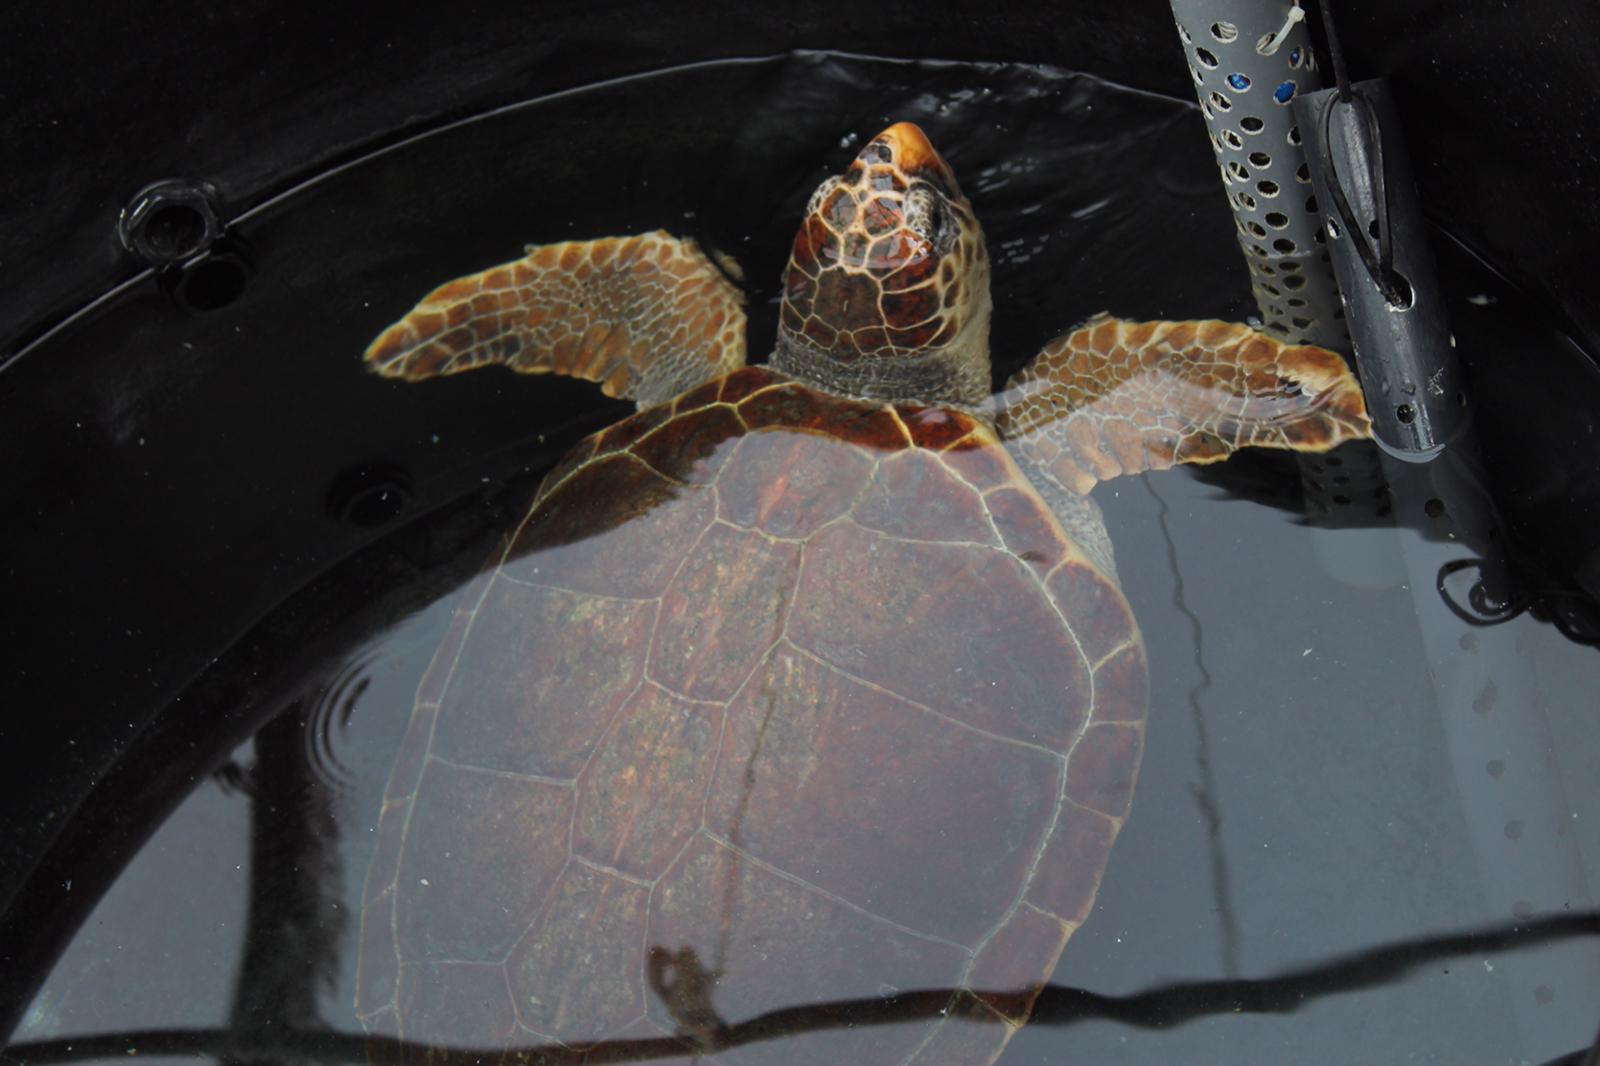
left=5, top=52, right=1599, bottom=1064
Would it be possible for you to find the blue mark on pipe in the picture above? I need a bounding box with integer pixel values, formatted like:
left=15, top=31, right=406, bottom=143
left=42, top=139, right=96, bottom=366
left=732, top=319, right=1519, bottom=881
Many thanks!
left=1274, top=80, right=1298, bottom=103
left=1228, top=73, right=1252, bottom=91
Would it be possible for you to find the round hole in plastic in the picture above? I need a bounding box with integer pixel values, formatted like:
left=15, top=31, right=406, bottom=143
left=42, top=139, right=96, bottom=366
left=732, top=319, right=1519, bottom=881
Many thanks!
left=178, top=256, right=248, bottom=312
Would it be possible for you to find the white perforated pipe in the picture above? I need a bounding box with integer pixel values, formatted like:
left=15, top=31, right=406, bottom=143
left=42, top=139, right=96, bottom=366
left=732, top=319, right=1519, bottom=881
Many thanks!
left=1168, top=0, right=1347, bottom=350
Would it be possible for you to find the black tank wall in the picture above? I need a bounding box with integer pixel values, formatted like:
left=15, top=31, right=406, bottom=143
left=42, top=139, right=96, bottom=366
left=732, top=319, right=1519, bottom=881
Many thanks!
left=2, top=0, right=1598, bottom=359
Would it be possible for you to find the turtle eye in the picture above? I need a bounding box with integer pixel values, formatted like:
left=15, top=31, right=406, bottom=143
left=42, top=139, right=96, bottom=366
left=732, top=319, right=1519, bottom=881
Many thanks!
left=805, top=176, right=842, bottom=219
left=903, top=185, right=950, bottom=250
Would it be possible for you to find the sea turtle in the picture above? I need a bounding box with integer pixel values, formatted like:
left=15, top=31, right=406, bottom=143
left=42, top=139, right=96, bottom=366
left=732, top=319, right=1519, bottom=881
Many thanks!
left=354, top=123, right=1369, bottom=1064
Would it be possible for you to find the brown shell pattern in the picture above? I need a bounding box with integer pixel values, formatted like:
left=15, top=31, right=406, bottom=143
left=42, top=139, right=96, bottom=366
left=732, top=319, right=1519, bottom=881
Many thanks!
left=357, top=366, right=1148, bottom=1065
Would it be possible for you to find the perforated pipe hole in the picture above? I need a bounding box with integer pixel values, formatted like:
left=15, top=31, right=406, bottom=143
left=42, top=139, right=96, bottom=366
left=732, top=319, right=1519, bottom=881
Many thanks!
left=1250, top=243, right=1269, bottom=257
left=1257, top=179, right=1280, bottom=197
left=1261, top=283, right=1282, bottom=296
left=1291, top=316, right=1312, bottom=329
left=1246, top=221, right=1268, bottom=237
left=1305, top=195, right=1319, bottom=213
left=1282, top=273, right=1307, bottom=290
left=1176, top=20, right=1192, bottom=43
left=1386, top=271, right=1416, bottom=310
left=1227, top=161, right=1250, bottom=180
left=1227, top=73, right=1252, bottom=91
left=1287, top=125, right=1302, bottom=146
left=1326, top=216, right=1342, bottom=239
left=1273, top=80, right=1298, bottom=104
left=1248, top=150, right=1272, bottom=168
left=1265, top=211, right=1289, bottom=228
left=1240, top=115, right=1264, bottom=133
left=1296, top=163, right=1311, bottom=183
left=1235, top=192, right=1257, bottom=210
left=1280, top=261, right=1302, bottom=272
left=1191, top=66, right=1205, bottom=85
left=1257, top=263, right=1277, bottom=275
left=1221, top=129, right=1243, bottom=149
left=1195, top=47, right=1219, bottom=68
left=1209, top=90, right=1232, bottom=111
left=1210, top=21, right=1239, bottom=42
left=1273, top=237, right=1297, bottom=253
left=1287, top=296, right=1307, bottom=307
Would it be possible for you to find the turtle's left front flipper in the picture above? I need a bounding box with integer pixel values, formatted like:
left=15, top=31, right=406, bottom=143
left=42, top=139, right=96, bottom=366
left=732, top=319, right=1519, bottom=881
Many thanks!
left=364, top=231, right=747, bottom=408
left=997, top=314, right=1371, bottom=499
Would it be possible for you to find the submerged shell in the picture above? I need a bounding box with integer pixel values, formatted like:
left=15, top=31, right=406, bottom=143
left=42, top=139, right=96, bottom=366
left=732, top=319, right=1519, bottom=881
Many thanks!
left=357, top=366, right=1147, bottom=1064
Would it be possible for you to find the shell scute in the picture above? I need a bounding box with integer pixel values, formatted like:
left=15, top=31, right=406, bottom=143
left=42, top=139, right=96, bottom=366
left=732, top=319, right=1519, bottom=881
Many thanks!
left=505, top=863, right=648, bottom=1040
left=851, top=449, right=996, bottom=546
left=787, top=520, right=1092, bottom=749
left=573, top=683, right=723, bottom=876
left=703, top=643, right=1063, bottom=946
left=715, top=429, right=876, bottom=538
left=503, top=453, right=713, bottom=600
left=629, top=403, right=744, bottom=485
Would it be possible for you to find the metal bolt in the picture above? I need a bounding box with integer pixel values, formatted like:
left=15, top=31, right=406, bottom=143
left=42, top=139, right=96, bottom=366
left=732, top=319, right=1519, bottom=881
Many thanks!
left=119, top=179, right=223, bottom=268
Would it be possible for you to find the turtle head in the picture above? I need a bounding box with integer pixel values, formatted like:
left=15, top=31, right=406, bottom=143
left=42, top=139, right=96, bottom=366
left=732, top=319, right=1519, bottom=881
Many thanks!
left=776, top=123, right=992, bottom=407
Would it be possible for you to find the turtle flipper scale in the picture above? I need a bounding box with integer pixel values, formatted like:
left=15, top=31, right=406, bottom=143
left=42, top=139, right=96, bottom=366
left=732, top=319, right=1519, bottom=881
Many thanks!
left=365, top=231, right=747, bottom=408
left=997, top=314, right=1372, bottom=497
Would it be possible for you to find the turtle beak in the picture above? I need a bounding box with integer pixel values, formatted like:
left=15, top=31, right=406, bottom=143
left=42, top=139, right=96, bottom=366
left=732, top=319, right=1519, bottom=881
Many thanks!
left=862, top=122, right=964, bottom=199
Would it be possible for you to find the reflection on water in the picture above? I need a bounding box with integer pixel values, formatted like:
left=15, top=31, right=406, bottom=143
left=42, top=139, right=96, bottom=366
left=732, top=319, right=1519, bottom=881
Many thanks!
left=9, top=52, right=1600, bottom=1066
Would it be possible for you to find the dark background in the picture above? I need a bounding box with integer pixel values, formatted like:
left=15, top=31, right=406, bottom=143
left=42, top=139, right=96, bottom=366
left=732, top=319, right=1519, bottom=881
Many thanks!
left=3, top=1, right=1598, bottom=360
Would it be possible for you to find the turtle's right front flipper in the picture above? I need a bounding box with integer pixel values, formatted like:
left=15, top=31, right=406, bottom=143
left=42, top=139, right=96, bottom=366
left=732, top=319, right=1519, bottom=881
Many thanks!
left=365, top=231, right=747, bottom=408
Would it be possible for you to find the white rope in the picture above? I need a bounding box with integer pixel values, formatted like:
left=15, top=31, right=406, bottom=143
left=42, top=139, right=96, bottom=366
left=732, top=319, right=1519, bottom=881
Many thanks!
left=1256, top=0, right=1305, bottom=56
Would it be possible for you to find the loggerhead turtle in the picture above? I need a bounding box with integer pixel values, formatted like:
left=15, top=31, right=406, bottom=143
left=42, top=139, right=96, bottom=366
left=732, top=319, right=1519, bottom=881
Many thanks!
left=354, top=122, right=1370, bottom=1064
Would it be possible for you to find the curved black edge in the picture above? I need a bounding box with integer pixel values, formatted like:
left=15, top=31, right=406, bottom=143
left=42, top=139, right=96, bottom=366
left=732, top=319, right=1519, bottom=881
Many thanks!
left=0, top=478, right=535, bottom=1037
left=5, top=2, right=1599, bottom=364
